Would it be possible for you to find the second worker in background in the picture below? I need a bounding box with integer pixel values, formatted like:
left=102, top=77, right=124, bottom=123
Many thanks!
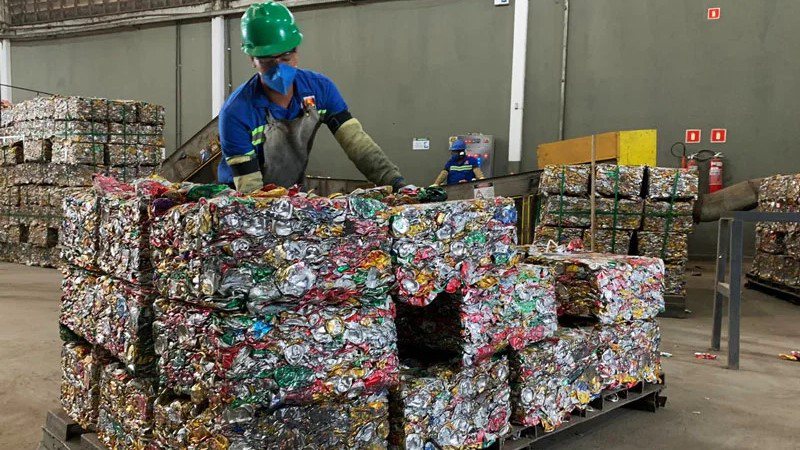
left=218, top=1, right=406, bottom=193
left=433, top=139, right=486, bottom=185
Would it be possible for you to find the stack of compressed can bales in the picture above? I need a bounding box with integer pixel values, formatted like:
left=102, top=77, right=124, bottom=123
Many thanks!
left=509, top=249, right=664, bottom=431
left=0, top=96, right=165, bottom=267
left=59, top=176, right=177, bottom=450
left=149, top=187, right=400, bottom=449
left=534, top=164, right=697, bottom=296
left=536, top=164, right=644, bottom=254
left=748, top=174, right=800, bottom=289
left=390, top=198, right=559, bottom=449
left=638, top=167, right=698, bottom=296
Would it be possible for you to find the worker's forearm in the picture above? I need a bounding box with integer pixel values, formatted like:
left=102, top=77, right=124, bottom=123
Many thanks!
left=474, top=167, right=486, bottom=180
left=334, top=118, right=403, bottom=187
left=434, top=170, right=448, bottom=186
left=227, top=152, right=263, bottom=193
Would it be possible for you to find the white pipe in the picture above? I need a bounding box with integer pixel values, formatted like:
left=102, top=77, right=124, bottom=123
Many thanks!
left=507, top=0, right=529, bottom=174
left=558, top=0, right=569, bottom=140
left=211, top=16, right=226, bottom=117
left=0, top=39, right=11, bottom=103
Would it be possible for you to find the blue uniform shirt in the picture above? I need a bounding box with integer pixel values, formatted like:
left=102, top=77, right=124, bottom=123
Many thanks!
left=217, top=69, right=348, bottom=184
left=445, top=154, right=480, bottom=184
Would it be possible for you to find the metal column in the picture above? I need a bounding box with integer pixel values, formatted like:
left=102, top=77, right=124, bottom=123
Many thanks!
left=0, top=39, right=11, bottom=102
left=711, top=211, right=800, bottom=370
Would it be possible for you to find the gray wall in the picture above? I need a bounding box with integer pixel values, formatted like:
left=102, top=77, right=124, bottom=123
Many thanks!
left=8, top=0, right=800, bottom=257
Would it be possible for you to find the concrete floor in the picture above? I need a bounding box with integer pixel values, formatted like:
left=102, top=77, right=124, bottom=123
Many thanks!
left=0, top=261, right=798, bottom=449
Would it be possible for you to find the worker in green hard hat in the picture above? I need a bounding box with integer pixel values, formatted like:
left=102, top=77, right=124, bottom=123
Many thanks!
left=218, top=1, right=406, bottom=192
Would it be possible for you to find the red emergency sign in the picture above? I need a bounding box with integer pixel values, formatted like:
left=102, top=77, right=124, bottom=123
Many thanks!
left=708, top=7, right=721, bottom=20
left=685, top=129, right=702, bottom=144
left=710, top=128, right=727, bottom=143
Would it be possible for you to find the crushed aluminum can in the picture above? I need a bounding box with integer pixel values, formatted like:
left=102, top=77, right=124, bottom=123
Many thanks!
left=509, top=327, right=602, bottom=431
left=524, top=249, right=665, bottom=324
left=693, top=352, right=718, bottom=360
left=396, top=264, right=557, bottom=368
left=389, top=355, right=511, bottom=450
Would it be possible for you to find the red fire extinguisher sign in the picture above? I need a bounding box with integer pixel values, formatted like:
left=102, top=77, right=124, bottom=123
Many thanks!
left=710, top=128, right=727, bottom=143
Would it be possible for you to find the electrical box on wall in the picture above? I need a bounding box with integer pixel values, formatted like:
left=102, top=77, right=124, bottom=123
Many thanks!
left=450, top=133, right=495, bottom=177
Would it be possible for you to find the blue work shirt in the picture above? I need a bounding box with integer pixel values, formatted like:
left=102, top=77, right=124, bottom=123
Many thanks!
left=445, top=154, right=480, bottom=184
left=217, top=69, right=348, bottom=184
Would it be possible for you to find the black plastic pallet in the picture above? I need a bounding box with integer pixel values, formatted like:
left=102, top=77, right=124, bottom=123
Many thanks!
left=493, top=377, right=667, bottom=450
left=745, top=275, right=800, bottom=305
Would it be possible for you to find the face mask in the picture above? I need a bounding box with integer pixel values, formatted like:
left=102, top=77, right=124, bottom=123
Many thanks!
left=261, top=63, right=297, bottom=95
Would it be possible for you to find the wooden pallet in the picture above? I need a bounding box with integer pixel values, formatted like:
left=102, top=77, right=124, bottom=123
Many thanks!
left=493, top=376, right=667, bottom=450
left=745, top=274, right=800, bottom=305
left=39, top=410, right=104, bottom=450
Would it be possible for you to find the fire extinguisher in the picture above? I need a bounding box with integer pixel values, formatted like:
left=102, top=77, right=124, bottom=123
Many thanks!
left=686, top=154, right=698, bottom=170
left=709, top=152, right=724, bottom=193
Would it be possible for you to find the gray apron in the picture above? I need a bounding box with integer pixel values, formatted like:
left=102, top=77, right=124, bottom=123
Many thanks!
left=259, top=103, right=323, bottom=188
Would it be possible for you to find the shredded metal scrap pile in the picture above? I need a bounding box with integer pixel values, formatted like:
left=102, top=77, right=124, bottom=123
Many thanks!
left=525, top=251, right=665, bottom=324
left=396, top=264, right=557, bottom=367
left=0, top=95, right=165, bottom=267
left=388, top=356, right=511, bottom=450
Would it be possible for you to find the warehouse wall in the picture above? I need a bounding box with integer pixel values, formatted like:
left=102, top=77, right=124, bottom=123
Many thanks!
left=7, top=0, right=800, bottom=257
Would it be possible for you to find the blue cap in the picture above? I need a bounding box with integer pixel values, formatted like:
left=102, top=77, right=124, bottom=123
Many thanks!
left=449, top=139, right=467, bottom=151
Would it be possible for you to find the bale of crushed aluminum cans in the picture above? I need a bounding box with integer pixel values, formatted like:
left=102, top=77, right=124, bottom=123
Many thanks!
left=390, top=197, right=519, bottom=307
left=60, top=341, right=111, bottom=430
left=61, top=190, right=100, bottom=270
left=637, top=231, right=689, bottom=264
left=538, top=196, right=645, bottom=230
left=509, top=327, right=602, bottom=430
left=389, top=355, right=511, bottom=450
left=664, top=263, right=687, bottom=296
left=539, top=195, right=590, bottom=228
left=22, top=139, right=51, bottom=163
left=97, top=363, right=157, bottom=450
left=642, top=199, right=694, bottom=233
left=595, top=164, right=644, bottom=198
left=755, top=223, right=786, bottom=254
left=595, top=197, right=643, bottom=229
left=153, top=390, right=390, bottom=450
left=154, top=296, right=398, bottom=407
left=150, top=191, right=393, bottom=309
left=593, top=229, right=633, bottom=254
left=396, top=264, right=557, bottom=367
left=646, top=166, right=699, bottom=200
left=60, top=267, right=156, bottom=374
left=596, top=320, right=662, bottom=388
left=50, top=139, right=105, bottom=165
left=539, top=165, right=589, bottom=196
left=525, top=250, right=665, bottom=324
left=750, top=253, right=800, bottom=286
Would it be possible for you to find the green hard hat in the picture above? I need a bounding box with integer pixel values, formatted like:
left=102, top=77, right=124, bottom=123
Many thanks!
left=241, top=2, right=303, bottom=57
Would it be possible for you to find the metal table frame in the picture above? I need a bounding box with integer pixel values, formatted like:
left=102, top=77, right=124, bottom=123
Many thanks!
left=712, top=211, right=800, bottom=369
